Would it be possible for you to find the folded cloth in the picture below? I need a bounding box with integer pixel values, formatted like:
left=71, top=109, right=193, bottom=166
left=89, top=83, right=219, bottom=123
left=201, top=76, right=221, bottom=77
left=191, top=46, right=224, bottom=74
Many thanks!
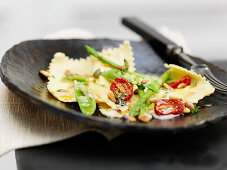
left=0, top=27, right=190, bottom=156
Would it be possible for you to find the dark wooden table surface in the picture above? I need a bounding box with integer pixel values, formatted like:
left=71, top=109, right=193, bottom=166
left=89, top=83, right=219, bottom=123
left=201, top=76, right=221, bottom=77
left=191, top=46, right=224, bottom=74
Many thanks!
left=15, top=60, right=227, bottom=170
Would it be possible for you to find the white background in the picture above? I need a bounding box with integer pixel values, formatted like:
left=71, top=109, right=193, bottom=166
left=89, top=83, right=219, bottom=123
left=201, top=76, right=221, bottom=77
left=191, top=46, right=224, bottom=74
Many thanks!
left=0, top=0, right=226, bottom=169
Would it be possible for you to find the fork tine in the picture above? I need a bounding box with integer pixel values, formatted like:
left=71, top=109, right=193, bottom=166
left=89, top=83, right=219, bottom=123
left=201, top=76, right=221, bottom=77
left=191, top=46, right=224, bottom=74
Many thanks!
left=205, top=73, right=227, bottom=89
left=205, top=74, right=227, bottom=91
left=206, top=69, right=227, bottom=87
left=206, top=75, right=227, bottom=89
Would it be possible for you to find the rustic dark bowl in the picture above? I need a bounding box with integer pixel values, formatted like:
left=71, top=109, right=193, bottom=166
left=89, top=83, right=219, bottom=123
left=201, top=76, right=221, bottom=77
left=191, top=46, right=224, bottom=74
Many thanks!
left=1, top=39, right=227, bottom=132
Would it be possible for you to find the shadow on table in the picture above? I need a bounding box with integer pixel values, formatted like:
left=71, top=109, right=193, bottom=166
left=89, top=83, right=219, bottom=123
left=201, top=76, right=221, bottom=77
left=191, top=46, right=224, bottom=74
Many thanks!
left=16, top=119, right=227, bottom=170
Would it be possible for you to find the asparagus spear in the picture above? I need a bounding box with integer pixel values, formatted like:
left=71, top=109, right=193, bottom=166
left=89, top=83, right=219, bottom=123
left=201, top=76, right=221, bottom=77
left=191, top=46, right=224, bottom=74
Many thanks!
left=160, top=69, right=172, bottom=84
left=85, top=45, right=121, bottom=69
left=129, top=89, right=154, bottom=117
left=101, top=69, right=123, bottom=80
left=64, top=75, right=88, bottom=83
left=74, top=80, right=96, bottom=116
left=129, top=69, right=172, bottom=117
left=139, top=103, right=146, bottom=115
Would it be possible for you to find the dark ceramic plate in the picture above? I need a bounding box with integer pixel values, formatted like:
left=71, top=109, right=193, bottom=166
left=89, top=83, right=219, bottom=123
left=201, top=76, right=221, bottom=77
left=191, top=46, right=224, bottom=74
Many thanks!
left=1, top=39, right=227, bottom=132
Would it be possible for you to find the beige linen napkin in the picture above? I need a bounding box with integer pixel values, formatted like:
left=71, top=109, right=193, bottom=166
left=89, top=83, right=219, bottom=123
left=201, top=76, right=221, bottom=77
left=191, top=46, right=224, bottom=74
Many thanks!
left=0, top=27, right=190, bottom=156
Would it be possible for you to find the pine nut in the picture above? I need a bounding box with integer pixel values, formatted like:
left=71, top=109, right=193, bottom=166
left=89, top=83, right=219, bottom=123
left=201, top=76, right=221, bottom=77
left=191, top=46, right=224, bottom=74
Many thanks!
left=163, top=83, right=172, bottom=90
left=149, top=98, right=157, bottom=103
left=40, top=70, right=50, bottom=78
left=177, top=83, right=186, bottom=89
left=123, top=115, right=136, bottom=122
left=185, top=101, right=194, bottom=111
left=183, top=107, right=191, bottom=114
left=108, top=91, right=116, bottom=102
left=65, top=69, right=73, bottom=76
left=116, top=66, right=122, bottom=70
left=138, top=113, right=152, bottom=123
left=141, top=80, right=148, bottom=84
left=129, top=103, right=135, bottom=108
left=121, top=65, right=126, bottom=71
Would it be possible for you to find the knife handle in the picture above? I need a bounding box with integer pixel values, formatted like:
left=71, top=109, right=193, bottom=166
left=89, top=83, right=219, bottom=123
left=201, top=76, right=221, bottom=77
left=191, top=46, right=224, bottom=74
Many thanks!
left=122, top=17, right=196, bottom=65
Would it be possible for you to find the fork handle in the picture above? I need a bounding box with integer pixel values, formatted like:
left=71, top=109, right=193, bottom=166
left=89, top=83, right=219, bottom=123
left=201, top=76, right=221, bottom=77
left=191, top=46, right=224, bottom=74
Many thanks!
left=122, top=17, right=197, bottom=65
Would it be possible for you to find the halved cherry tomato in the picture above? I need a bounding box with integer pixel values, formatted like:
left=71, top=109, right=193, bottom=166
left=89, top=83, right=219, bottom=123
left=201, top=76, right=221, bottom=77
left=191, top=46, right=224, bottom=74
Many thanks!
left=110, top=77, right=133, bottom=101
left=168, top=75, right=191, bottom=89
left=154, top=99, right=185, bottom=116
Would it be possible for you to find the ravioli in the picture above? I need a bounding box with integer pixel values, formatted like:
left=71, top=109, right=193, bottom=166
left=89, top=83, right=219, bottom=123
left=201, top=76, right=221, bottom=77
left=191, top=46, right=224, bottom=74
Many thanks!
left=151, top=64, right=215, bottom=104
left=47, top=41, right=138, bottom=117
left=47, top=52, right=94, bottom=102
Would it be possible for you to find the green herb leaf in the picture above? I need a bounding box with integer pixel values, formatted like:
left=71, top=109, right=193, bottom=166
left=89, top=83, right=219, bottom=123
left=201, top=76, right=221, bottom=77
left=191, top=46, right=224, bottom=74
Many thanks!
left=192, top=104, right=200, bottom=114
left=123, top=59, right=129, bottom=71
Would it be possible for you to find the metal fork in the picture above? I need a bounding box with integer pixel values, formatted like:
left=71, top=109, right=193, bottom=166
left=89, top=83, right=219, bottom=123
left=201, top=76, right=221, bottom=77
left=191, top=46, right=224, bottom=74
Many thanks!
left=122, top=17, right=227, bottom=92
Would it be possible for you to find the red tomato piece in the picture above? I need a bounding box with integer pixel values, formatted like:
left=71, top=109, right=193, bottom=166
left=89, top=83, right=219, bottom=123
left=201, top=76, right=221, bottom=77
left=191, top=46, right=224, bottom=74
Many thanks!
left=154, top=99, right=185, bottom=116
left=168, top=75, right=191, bottom=89
left=110, top=78, right=133, bottom=101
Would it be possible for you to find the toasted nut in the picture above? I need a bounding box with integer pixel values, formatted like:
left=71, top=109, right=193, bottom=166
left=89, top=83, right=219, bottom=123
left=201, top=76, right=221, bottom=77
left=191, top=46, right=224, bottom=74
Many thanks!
left=185, top=101, right=194, bottom=111
left=163, top=83, right=173, bottom=90
left=93, top=68, right=101, bottom=78
left=121, top=65, right=126, bottom=71
left=177, top=83, right=186, bottom=89
left=129, top=103, right=135, bottom=108
left=65, top=69, right=73, bottom=76
left=122, top=115, right=136, bottom=122
left=138, top=113, right=152, bottom=123
left=134, top=89, right=138, bottom=94
left=83, top=74, right=92, bottom=77
left=116, top=65, right=122, bottom=70
left=40, top=70, right=50, bottom=78
left=183, top=107, right=191, bottom=114
left=149, top=98, right=157, bottom=103
left=141, top=80, right=148, bottom=84
left=169, top=95, right=182, bottom=101
left=108, top=91, right=116, bottom=102
left=57, top=89, right=69, bottom=92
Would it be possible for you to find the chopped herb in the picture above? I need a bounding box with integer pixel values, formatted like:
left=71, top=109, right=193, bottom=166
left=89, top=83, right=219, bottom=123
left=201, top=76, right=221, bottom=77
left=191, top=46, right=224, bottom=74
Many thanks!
left=114, top=92, right=127, bottom=106
left=123, top=59, right=129, bottom=71
left=192, top=104, right=200, bottom=114
left=162, top=91, right=168, bottom=98
left=52, top=75, right=56, bottom=78
left=93, top=79, right=96, bottom=83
